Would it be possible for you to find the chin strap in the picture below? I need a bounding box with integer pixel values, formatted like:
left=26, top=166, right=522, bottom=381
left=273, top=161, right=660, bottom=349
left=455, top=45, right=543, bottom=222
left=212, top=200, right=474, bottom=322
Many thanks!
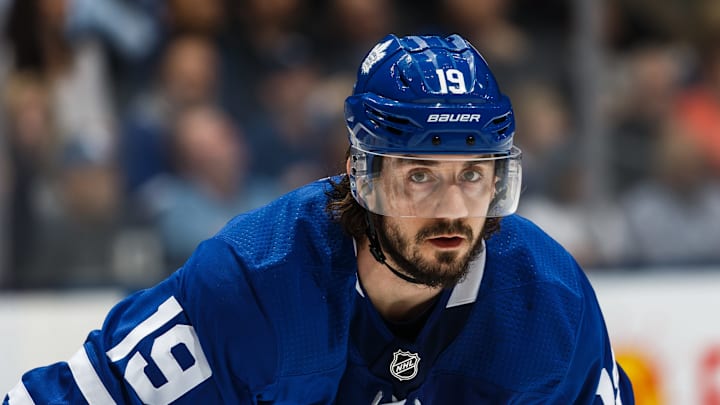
left=365, top=212, right=424, bottom=285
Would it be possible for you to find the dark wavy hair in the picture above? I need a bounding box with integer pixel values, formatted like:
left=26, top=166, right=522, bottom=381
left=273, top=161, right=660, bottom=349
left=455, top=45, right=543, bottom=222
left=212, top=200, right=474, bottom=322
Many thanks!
left=325, top=152, right=501, bottom=242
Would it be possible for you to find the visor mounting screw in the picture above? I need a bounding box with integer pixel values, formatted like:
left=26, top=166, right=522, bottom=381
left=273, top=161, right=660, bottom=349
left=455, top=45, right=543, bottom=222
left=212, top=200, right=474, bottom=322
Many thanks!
left=466, top=135, right=475, bottom=145
left=432, top=136, right=441, bottom=145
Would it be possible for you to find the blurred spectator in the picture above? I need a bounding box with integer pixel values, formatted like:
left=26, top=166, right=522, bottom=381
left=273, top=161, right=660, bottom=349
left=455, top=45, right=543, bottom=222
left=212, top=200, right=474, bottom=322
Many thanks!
left=73, top=0, right=222, bottom=108
left=512, top=80, right=608, bottom=267
left=17, top=143, right=123, bottom=288
left=434, top=0, right=569, bottom=91
left=120, top=34, right=221, bottom=193
left=607, top=42, right=689, bottom=193
left=518, top=148, right=632, bottom=269
left=233, top=0, right=307, bottom=56
left=2, top=0, right=129, bottom=288
left=64, top=0, right=158, bottom=63
left=4, top=0, right=117, bottom=166
left=1, top=71, right=130, bottom=288
left=318, top=0, right=400, bottom=73
left=509, top=80, right=573, bottom=197
left=136, top=104, right=279, bottom=271
left=165, top=0, right=226, bottom=37
left=225, top=0, right=339, bottom=187
left=620, top=124, right=720, bottom=267
left=439, top=0, right=528, bottom=66
left=302, top=72, right=356, bottom=176
left=244, top=55, right=329, bottom=187
left=1, top=72, right=58, bottom=287
left=222, top=0, right=310, bottom=120
left=672, top=28, right=720, bottom=176
left=63, top=0, right=161, bottom=106
left=518, top=153, right=599, bottom=267
left=602, top=0, right=689, bottom=53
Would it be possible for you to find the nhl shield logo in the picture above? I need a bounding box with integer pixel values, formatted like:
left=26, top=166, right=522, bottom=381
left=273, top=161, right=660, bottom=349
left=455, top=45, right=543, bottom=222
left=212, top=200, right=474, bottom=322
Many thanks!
left=390, top=349, right=421, bottom=381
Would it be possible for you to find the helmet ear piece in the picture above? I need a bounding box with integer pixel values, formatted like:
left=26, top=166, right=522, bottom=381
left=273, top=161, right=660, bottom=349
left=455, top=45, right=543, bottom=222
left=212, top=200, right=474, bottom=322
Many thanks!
left=349, top=148, right=373, bottom=199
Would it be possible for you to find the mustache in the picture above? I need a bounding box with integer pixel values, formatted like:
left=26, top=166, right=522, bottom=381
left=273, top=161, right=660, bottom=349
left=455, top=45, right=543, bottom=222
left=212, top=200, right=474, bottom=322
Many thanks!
left=415, top=219, right=474, bottom=242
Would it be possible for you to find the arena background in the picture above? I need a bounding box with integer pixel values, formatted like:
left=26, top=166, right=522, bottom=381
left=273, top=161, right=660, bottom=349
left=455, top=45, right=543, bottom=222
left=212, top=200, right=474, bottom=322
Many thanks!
left=2, top=0, right=720, bottom=403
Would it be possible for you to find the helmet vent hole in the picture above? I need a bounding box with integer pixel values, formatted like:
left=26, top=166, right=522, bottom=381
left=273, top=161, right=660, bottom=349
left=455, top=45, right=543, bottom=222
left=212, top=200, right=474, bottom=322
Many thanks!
left=398, top=72, right=412, bottom=89
left=387, top=126, right=404, bottom=136
left=432, top=136, right=441, bottom=145
left=492, top=116, right=508, bottom=125
left=364, top=103, right=417, bottom=136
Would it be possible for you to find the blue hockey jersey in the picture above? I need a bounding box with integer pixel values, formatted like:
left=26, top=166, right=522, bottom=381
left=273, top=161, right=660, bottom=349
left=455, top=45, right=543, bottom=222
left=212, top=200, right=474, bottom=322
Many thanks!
left=4, top=178, right=633, bottom=404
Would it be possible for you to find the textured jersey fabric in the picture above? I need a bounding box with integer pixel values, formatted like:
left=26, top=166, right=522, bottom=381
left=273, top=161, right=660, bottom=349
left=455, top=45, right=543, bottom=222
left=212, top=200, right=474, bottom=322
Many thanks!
left=4, top=177, right=633, bottom=404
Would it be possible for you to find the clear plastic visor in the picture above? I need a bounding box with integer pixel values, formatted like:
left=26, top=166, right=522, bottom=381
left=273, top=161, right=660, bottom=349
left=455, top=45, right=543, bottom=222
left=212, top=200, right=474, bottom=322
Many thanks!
left=350, top=146, right=522, bottom=218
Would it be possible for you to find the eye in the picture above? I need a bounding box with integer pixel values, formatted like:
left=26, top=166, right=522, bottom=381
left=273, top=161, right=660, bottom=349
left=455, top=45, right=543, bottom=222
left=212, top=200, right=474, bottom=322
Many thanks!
left=408, top=169, right=433, bottom=183
left=460, top=169, right=483, bottom=182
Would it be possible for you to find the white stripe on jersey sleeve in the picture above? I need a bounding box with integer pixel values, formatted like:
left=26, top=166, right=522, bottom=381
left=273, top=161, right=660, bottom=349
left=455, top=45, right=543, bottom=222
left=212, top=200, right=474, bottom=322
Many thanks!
left=7, top=381, right=35, bottom=405
left=106, top=296, right=183, bottom=361
left=67, top=347, right=117, bottom=405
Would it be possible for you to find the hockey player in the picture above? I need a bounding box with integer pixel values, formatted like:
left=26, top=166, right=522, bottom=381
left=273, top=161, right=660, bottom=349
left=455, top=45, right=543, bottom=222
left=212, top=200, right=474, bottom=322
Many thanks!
left=4, top=34, right=633, bottom=404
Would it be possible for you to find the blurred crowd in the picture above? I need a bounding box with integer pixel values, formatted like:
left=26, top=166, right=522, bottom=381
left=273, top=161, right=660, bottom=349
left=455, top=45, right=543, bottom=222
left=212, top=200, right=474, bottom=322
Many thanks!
left=0, top=0, right=719, bottom=290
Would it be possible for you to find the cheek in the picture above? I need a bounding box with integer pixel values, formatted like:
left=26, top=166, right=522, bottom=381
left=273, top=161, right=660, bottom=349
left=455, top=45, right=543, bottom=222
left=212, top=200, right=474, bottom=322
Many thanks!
left=385, top=218, right=420, bottom=240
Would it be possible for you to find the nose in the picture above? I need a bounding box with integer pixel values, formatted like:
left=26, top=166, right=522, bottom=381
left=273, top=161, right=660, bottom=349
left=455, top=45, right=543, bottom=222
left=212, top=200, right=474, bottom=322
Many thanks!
left=431, top=184, right=469, bottom=219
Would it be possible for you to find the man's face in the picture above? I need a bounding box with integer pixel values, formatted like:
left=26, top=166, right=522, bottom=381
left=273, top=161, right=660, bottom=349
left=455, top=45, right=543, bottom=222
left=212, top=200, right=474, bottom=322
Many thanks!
left=349, top=153, right=497, bottom=287
left=375, top=214, right=486, bottom=288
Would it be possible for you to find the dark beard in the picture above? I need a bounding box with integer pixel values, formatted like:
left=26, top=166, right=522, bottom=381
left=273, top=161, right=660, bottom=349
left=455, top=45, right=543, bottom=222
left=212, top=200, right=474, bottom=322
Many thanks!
left=375, top=215, right=485, bottom=288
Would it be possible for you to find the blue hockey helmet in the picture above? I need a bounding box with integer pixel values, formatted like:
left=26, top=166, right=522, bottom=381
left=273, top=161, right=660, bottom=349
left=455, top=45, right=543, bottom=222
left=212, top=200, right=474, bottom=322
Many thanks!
left=345, top=34, right=522, bottom=218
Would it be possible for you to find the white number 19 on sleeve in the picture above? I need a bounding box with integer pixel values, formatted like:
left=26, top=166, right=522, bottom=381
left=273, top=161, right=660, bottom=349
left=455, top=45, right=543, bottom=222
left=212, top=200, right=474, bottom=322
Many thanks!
left=106, top=296, right=212, bottom=405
